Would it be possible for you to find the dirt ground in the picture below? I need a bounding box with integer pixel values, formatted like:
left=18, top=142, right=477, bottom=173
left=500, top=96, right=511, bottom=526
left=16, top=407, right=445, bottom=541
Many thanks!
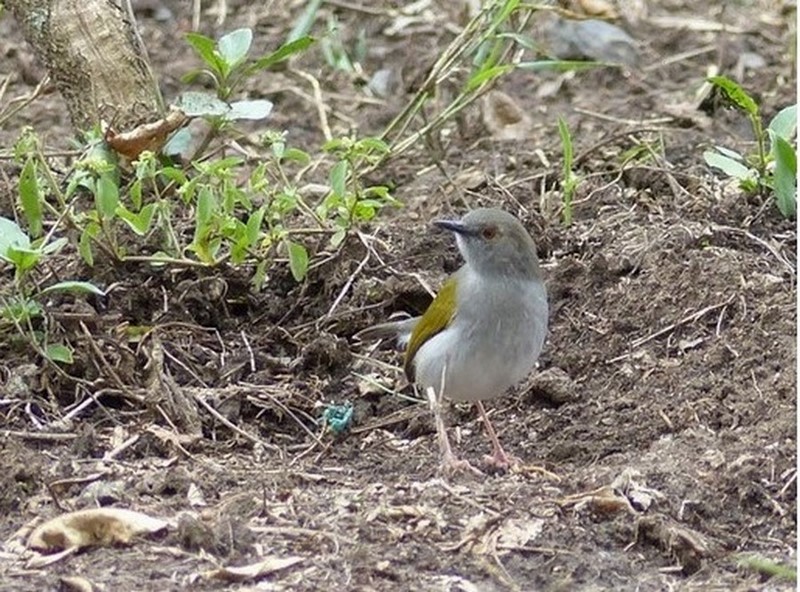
left=0, top=0, right=796, bottom=590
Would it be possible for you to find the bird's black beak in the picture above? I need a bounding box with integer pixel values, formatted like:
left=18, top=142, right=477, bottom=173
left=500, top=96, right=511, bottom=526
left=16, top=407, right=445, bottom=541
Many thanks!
left=433, top=219, right=471, bottom=235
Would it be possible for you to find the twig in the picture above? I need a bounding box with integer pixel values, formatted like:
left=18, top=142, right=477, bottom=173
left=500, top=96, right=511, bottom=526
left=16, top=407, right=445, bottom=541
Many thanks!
left=711, top=224, right=796, bottom=277
left=292, top=70, right=333, bottom=142
left=1, top=430, right=78, bottom=441
left=241, top=330, right=255, bottom=373
left=191, top=390, right=283, bottom=453
left=573, top=108, right=674, bottom=127
left=326, top=250, right=370, bottom=318
left=630, top=295, right=736, bottom=349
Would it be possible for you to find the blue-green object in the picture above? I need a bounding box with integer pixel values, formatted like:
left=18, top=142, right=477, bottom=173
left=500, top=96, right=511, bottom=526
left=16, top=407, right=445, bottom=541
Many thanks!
left=322, top=403, right=354, bottom=434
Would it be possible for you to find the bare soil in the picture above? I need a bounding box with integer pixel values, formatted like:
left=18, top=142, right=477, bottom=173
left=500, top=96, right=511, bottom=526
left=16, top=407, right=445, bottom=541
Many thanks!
left=0, top=1, right=796, bottom=591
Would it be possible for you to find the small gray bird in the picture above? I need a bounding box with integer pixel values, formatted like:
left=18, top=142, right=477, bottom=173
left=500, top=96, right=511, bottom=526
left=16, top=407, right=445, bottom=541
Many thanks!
left=358, top=208, right=548, bottom=474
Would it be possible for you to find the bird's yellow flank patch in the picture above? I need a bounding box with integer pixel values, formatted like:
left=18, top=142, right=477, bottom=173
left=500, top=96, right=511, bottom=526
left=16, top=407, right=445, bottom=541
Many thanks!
left=404, top=276, right=457, bottom=381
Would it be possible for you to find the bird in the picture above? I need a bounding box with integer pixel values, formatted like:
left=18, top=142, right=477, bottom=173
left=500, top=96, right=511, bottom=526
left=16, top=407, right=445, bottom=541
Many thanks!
left=357, top=208, right=548, bottom=474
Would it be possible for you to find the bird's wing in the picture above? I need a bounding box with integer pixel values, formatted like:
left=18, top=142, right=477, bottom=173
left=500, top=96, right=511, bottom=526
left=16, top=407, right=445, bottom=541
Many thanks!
left=403, top=275, right=457, bottom=381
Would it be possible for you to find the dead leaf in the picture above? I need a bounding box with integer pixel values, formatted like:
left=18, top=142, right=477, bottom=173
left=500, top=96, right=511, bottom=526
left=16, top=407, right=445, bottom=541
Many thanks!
left=105, top=107, right=188, bottom=160
left=205, top=556, right=303, bottom=582
left=187, top=483, right=207, bottom=507
left=494, top=518, right=544, bottom=552
left=59, top=575, right=95, bottom=592
left=27, top=508, right=168, bottom=552
left=578, top=0, right=618, bottom=18
left=481, top=90, right=532, bottom=140
left=636, top=515, right=713, bottom=574
left=558, top=485, right=635, bottom=514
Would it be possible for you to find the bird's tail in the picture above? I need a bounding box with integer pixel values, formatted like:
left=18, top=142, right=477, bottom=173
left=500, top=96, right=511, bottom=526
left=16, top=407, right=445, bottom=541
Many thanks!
left=354, top=314, right=419, bottom=345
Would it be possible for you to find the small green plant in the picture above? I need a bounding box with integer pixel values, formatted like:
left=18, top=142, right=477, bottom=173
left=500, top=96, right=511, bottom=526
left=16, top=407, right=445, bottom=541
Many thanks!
left=177, top=28, right=314, bottom=156
left=320, top=15, right=366, bottom=74
left=317, top=136, right=398, bottom=247
left=737, top=554, right=796, bottom=583
left=557, top=117, right=579, bottom=226
left=703, top=76, right=796, bottom=218
left=0, top=217, right=104, bottom=363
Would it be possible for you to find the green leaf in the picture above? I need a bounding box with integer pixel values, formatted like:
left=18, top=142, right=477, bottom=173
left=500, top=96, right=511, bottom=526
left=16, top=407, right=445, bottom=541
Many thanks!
left=557, top=117, right=573, bottom=170
left=0, top=216, right=31, bottom=258
left=768, top=104, right=797, bottom=142
left=39, top=281, right=105, bottom=297
left=286, top=240, right=309, bottom=281
left=217, top=28, right=252, bottom=69
left=1, top=297, right=42, bottom=323
left=249, top=36, right=315, bottom=72
left=116, top=203, right=156, bottom=236
left=163, top=128, right=193, bottom=156
left=185, top=32, right=226, bottom=75
left=4, top=246, right=40, bottom=275
left=45, top=343, right=73, bottom=364
left=40, top=237, right=68, bottom=255
left=252, top=260, right=268, bottom=292
left=287, top=0, right=322, bottom=43
left=330, top=160, right=348, bottom=198
left=714, top=145, right=745, bottom=161
left=129, top=179, right=143, bottom=211
left=196, top=186, right=216, bottom=227
left=178, top=91, right=231, bottom=117
left=245, top=206, right=266, bottom=245
left=703, top=150, right=754, bottom=181
left=357, top=137, right=390, bottom=154
left=516, top=60, right=609, bottom=72
left=487, top=0, right=520, bottom=36
left=79, top=226, right=95, bottom=267
left=330, top=228, right=346, bottom=248
left=226, top=99, right=273, bottom=121
left=18, top=158, right=43, bottom=237
left=771, top=133, right=797, bottom=218
left=282, top=148, right=311, bottom=164
left=708, top=75, right=759, bottom=117
left=95, top=173, right=119, bottom=218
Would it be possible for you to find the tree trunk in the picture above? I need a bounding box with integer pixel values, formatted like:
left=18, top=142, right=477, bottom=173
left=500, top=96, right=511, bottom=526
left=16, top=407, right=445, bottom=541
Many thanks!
left=6, top=0, right=163, bottom=132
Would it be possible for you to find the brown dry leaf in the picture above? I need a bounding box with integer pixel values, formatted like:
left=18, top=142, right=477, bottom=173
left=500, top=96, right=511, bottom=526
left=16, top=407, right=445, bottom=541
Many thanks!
left=452, top=168, right=487, bottom=191
left=26, top=547, right=77, bottom=568
left=636, top=515, right=714, bottom=573
left=578, top=0, right=618, bottom=18
left=647, top=15, right=743, bottom=33
left=205, top=556, right=303, bottom=583
left=481, top=90, right=532, bottom=140
left=611, top=468, right=665, bottom=512
left=494, top=518, right=545, bottom=553
left=557, top=485, right=635, bottom=515
left=59, top=575, right=95, bottom=592
left=440, top=512, right=500, bottom=552
left=105, top=107, right=187, bottom=160
left=27, top=508, right=168, bottom=552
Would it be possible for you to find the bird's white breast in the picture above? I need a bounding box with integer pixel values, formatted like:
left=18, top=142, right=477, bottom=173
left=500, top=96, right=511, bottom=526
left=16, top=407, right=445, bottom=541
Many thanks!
left=412, top=269, right=548, bottom=402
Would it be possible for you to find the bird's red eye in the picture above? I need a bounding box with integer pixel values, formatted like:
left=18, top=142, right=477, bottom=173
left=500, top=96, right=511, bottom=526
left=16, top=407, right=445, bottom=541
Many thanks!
left=481, top=226, right=497, bottom=240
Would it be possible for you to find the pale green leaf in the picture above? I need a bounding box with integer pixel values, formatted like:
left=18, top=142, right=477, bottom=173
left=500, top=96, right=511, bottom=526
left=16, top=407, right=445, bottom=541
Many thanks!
left=771, top=133, right=797, bottom=218
left=45, top=343, right=73, bottom=364
left=286, top=240, right=309, bottom=281
left=226, top=99, right=273, bottom=121
left=768, top=104, right=797, bottom=142
left=39, top=281, right=105, bottom=297
left=704, top=150, right=754, bottom=180
left=218, top=28, right=252, bottom=68
left=330, top=160, right=348, bottom=198
left=18, top=158, right=43, bottom=237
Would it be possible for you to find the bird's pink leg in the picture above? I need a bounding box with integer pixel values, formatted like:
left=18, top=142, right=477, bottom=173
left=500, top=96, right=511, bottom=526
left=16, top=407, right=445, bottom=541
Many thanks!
left=476, top=401, right=518, bottom=470
left=425, top=386, right=482, bottom=477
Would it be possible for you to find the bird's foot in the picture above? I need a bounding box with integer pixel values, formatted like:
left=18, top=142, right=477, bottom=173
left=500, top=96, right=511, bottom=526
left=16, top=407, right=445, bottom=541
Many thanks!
left=439, top=451, right=484, bottom=478
left=481, top=448, right=561, bottom=480
left=481, top=448, right=521, bottom=473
